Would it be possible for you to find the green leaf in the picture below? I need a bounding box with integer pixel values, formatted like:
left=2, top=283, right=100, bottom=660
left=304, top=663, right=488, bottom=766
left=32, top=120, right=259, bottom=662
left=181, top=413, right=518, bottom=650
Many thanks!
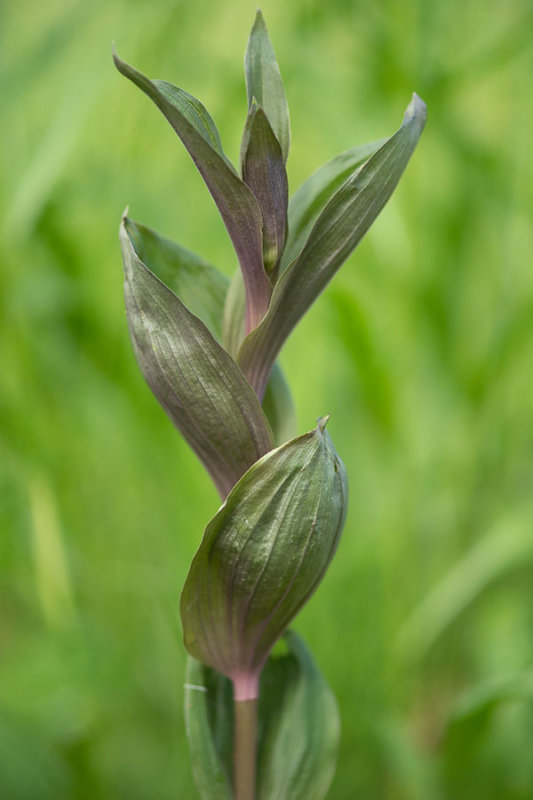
left=245, top=10, right=290, bottom=162
left=261, top=363, right=297, bottom=446
left=113, top=52, right=271, bottom=332
left=124, top=217, right=228, bottom=341
left=184, top=657, right=234, bottom=800
left=120, top=216, right=274, bottom=499
left=241, top=103, right=288, bottom=279
left=222, top=270, right=247, bottom=358
left=237, top=94, right=427, bottom=398
left=257, top=631, right=340, bottom=800
left=185, top=631, right=340, bottom=800
left=280, top=139, right=385, bottom=273
left=180, top=419, right=347, bottom=692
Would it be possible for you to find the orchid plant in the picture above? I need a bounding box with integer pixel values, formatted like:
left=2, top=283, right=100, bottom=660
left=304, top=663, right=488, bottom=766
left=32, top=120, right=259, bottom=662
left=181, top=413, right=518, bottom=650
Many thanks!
left=114, top=11, right=425, bottom=800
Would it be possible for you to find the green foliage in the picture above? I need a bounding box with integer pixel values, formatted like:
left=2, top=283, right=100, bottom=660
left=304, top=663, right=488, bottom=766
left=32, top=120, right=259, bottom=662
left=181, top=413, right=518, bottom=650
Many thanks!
left=237, top=94, right=426, bottom=398
left=2, top=0, right=533, bottom=798
left=185, top=631, right=340, bottom=800
left=121, top=216, right=274, bottom=498
left=181, top=422, right=347, bottom=685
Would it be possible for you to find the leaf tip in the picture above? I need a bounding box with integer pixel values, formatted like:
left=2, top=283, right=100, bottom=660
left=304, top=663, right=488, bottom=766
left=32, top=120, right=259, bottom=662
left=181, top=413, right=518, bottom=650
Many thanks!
left=112, top=46, right=123, bottom=72
left=317, top=414, right=331, bottom=433
left=254, top=8, right=266, bottom=27
left=404, top=92, right=427, bottom=125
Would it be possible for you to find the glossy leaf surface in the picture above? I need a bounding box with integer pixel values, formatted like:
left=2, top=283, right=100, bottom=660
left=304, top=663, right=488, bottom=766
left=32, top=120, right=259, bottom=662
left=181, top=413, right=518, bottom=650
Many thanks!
left=245, top=10, right=290, bottom=162
left=280, top=139, right=385, bottom=272
left=185, top=631, right=339, bottom=800
left=120, top=217, right=273, bottom=498
left=114, top=53, right=271, bottom=332
left=180, top=420, right=347, bottom=690
left=238, top=94, right=427, bottom=398
left=124, top=217, right=228, bottom=341
left=241, top=103, right=288, bottom=279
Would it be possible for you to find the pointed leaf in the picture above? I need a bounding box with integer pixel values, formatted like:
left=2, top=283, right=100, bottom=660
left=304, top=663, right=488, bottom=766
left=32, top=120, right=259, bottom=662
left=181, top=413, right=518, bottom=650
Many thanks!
left=114, top=52, right=271, bottom=332
left=180, top=420, right=347, bottom=694
left=185, top=631, right=340, bottom=800
left=238, top=94, right=427, bottom=397
left=245, top=11, right=290, bottom=161
left=124, top=217, right=228, bottom=341
left=241, top=103, right=288, bottom=279
left=120, top=216, right=274, bottom=498
left=280, top=139, right=385, bottom=272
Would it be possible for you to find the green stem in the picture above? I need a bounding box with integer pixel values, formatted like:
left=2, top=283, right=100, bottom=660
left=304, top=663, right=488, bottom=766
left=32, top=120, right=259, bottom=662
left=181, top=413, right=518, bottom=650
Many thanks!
left=233, top=698, right=258, bottom=800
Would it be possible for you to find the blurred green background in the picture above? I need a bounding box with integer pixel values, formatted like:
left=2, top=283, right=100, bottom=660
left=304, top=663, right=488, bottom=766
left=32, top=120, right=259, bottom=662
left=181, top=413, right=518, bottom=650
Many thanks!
left=2, top=0, right=533, bottom=797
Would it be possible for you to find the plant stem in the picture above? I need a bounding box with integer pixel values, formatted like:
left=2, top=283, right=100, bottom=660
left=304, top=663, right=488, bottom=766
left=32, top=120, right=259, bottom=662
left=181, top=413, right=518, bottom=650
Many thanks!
left=233, top=698, right=258, bottom=800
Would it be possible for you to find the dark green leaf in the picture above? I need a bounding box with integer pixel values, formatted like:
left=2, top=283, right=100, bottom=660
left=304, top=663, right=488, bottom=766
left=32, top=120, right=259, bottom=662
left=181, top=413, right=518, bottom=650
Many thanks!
left=245, top=11, right=290, bottom=162
left=241, top=103, right=288, bottom=279
left=185, top=631, right=340, bottom=800
left=120, top=216, right=274, bottom=498
left=180, top=419, right=347, bottom=693
left=124, top=217, right=228, bottom=341
left=280, top=139, right=385, bottom=273
left=113, top=52, right=271, bottom=332
left=238, top=94, right=427, bottom=397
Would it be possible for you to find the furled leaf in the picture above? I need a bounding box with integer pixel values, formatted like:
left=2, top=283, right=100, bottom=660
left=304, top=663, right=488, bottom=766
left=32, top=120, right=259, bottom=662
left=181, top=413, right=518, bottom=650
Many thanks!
left=241, top=103, right=288, bottom=279
left=120, top=216, right=274, bottom=499
left=238, top=94, right=427, bottom=398
left=113, top=52, right=271, bottom=332
left=124, top=217, right=228, bottom=341
left=245, top=10, right=290, bottom=162
left=184, top=631, right=340, bottom=800
left=261, top=363, right=297, bottom=446
left=280, top=139, right=385, bottom=273
left=180, top=419, right=347, bottom=693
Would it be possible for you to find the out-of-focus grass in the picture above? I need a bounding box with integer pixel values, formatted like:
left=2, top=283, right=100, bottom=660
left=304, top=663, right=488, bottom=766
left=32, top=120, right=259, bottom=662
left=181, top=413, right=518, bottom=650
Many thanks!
left=1, top=0, right=533, bottom=797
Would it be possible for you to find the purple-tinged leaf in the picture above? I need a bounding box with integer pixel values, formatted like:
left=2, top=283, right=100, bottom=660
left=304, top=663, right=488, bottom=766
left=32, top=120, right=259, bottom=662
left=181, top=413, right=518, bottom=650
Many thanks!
left=241, top=103, right=288, bottom=280
left=124, top=217, right=228, bottom=341
left=238, top=94, right=427, bottom=398
left=120, top=216, right=274, bottom=499
left=113, top=52, right=272, bottom=333
left=245, top=10, right=290, bottom=162
left=222, top=270, right=297, bottom=444
left=280, top=139, right=386, bottom=273
left=180, top=419, right=347, bottom=699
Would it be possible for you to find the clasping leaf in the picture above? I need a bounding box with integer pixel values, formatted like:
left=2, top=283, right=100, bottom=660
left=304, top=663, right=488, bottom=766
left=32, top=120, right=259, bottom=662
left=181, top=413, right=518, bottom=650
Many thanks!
left=113, top=52, right=272, bottom=333
left=120, top=216, right=274, bottom=498
left=238, top=94, right=427, bottom=398
left=180, top=419, right=347, bottom=698
left=185, top=631, right=339, bottom=800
